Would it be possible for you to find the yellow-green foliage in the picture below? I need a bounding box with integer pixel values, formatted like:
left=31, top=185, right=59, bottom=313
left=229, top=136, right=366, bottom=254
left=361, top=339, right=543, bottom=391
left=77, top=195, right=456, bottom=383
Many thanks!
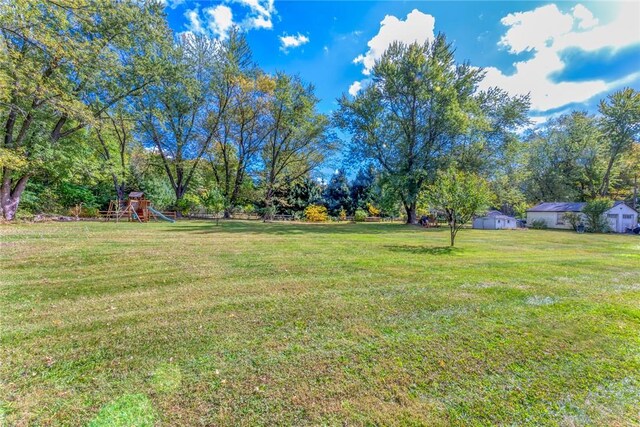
left=304, top=204, right=328, bottom=222
left=367, top=203, right=380, bottom=217
left=0, top=148, right=28, bottom=170
left=354, top=209, right=367, bottom=222
left=339, top=208, right=347, bottom=221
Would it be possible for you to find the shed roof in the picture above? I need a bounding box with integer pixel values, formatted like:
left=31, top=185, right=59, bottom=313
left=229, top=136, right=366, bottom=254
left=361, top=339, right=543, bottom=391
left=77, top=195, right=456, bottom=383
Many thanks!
left=478, top=214, right=515, bottom=220
left=612, top=201, right=638, bottom=213
left=527, top=202, right=586, bottom=212
left=128, top=191, right=144, bottom=198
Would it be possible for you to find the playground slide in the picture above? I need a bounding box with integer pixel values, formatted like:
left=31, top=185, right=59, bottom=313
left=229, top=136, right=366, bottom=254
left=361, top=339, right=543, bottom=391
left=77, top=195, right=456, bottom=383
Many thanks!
left=131, top=209, right=142, bottom=222
left=148, top=206, right=176, bottom=223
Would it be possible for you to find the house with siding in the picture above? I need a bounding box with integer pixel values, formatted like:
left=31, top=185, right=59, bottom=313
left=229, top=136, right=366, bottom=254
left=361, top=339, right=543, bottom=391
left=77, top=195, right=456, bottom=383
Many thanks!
left=526, top=202, right=638, bottom=233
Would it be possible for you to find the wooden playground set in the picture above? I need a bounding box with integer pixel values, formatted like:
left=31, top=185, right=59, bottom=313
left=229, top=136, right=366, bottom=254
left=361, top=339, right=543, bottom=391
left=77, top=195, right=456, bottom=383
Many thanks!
left=99, top=192, right=177, bottom=223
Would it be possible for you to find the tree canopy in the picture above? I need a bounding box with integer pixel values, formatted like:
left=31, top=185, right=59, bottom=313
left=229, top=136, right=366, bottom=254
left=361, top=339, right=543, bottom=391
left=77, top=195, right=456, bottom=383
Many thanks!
left=334, top=35, right=529, bottom=223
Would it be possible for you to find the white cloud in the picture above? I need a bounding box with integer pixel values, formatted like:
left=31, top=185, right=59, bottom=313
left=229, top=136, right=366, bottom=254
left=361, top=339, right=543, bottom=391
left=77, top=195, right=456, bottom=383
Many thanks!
left=348, top=81, right=362, bottom=96
left=249, top=15, right=272, bottom=30
left=353, top=9, right=435, bottom=76
left=572, top=4, right=598, bottom=30
left=206, top=5, right=234, bottom=40
left=347, top=9, right=435, bottom=99
left=279, top=33, right=309, bottom=51
left=233, top=0, right=275, bottom=30
left=498, top=4, right=574, bottom=54
left=184, top=8, right=204, bottom=35
left=159, top=0, right=185, bottom=9
left=481, top=2, right=640, bottom=112
left=183, top=0, right=276, bottom=40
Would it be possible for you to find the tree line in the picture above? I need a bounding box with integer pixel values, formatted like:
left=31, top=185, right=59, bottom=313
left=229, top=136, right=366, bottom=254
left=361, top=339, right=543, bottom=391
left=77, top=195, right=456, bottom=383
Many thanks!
left=0, top=1, right=334, bottom=220
left=1, top=1, right=638, bottom=222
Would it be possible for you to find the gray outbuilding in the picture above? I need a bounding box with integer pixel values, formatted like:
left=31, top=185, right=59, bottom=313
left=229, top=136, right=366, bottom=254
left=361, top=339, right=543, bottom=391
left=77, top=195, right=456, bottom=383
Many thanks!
left=472, top=211, right=517, bottom=230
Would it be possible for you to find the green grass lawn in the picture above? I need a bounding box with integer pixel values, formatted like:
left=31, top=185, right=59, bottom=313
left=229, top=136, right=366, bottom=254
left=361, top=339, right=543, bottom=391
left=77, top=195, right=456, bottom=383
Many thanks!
left=2, top=221, right=639, bottom=426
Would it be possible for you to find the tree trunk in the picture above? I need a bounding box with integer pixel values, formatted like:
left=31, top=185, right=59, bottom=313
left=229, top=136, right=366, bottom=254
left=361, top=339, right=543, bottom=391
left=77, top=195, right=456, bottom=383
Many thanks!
left=116, top=184, right=126, bottom=208
left=599, top=155, right=617, bottom=197
left=1, top=193, right=21, bottom=221
left=263, top=185, right=274, bottom=222
left=404, top=201, right=417, bottom=224
left=633, top=176, right=637, bottom=211
left=110, top=173, right=126, bottom=208
left=1, top=172, right=29, bottom=221
left=448, top=215, right=457, bottom=247
left=174, top=186, right=186, bottom=218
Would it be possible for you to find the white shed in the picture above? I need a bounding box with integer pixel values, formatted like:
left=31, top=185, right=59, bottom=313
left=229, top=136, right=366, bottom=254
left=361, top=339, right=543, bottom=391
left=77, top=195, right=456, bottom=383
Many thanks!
left=473, top=212, right=517, bottom=230
left=606, top=202, right=638, bottom=233
left=526, top=201, right=638, bottom=233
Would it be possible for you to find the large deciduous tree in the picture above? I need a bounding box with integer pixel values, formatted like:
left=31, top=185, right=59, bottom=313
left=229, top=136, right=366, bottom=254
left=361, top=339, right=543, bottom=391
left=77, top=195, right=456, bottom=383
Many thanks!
left=598, top=88, right=640, bottom=196
left=95, top=106, right=136, bottom=205
left=261, top=73, right=334, bottom=218
left=523, top=112, right=606, bottom=202
left=335, top=35, right=528, bottom=224
left=208, top=68, right=272, bottom=217
left=138, top=32, right=251, bottom=210
left=0, top=0, right=168, bottom=220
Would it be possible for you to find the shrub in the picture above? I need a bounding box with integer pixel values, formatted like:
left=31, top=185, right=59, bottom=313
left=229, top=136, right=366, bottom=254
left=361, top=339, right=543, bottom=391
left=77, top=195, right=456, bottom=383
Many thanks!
left=176, top=194, right=201, bottom=216
left=354, top=209, right=367, bottom=222
left=530, top=219, right=548, bottom=229
left=262, top=205, right=276, bottom=220
left=69, top=205, right=100, bottom=218
left=367, top=203, right=380, bottom=217
left=563, top=212, right=583, bottom=231
left=59, top=183, right=98, bottom=210
left=304, top=205, right=328, bottom=222
left=583, top=198, right=612, bottom=233
left=339, top=208, right=347, bottom=221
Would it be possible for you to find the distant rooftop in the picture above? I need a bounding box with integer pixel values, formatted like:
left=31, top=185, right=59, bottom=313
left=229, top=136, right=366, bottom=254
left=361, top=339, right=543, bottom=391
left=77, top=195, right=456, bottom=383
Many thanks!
left=527, top=201, right=634, bottom=213
left=527, top=202, right=586, bottom=212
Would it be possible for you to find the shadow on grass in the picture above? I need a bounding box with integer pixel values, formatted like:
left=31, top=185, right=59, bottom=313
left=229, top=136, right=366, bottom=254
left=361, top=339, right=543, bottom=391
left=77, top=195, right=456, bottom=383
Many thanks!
left=164, top=220, right=444, bottom=236
left=385, top=245, right=459, bottom=255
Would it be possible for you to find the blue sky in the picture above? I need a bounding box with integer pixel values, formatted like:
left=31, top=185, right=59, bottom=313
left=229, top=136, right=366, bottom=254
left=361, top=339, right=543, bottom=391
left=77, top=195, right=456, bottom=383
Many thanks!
left=162, top=0, right=639, bottom=124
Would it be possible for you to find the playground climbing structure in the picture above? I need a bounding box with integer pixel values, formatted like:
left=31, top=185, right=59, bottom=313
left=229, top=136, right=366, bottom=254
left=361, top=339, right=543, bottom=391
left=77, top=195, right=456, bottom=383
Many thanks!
left=100, top=192, right=176, bottom=222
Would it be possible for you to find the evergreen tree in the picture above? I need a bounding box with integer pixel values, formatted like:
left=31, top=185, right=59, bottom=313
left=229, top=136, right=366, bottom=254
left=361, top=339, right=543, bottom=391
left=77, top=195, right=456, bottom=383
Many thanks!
left=350, top=165, right=376, bottom=212
left=287, top=177, right=324, bottom=214
left=324, top=170, right=352, bottom=216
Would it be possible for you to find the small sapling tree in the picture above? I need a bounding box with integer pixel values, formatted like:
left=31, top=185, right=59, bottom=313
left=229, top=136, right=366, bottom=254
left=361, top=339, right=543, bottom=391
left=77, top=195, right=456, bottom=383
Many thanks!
left=422, top=168, right=492, bottom=246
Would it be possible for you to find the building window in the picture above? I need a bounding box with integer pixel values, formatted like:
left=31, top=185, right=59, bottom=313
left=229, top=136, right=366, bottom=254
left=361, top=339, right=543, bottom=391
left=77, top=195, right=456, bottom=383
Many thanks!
left=623, top=214, right=634, bottom=219
left=607, top=214, right=618, bottom=219
left=556, top=213, right=565, bottom=225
